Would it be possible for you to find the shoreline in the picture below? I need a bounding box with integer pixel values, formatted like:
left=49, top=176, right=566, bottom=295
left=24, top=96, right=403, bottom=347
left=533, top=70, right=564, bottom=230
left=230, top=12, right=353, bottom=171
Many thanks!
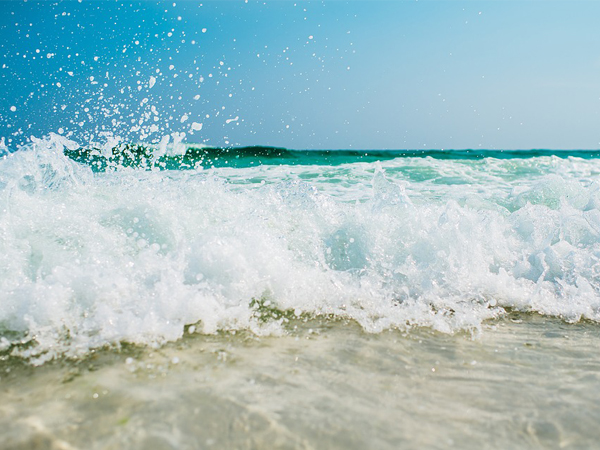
left=2, top=314, right=599, bottom=449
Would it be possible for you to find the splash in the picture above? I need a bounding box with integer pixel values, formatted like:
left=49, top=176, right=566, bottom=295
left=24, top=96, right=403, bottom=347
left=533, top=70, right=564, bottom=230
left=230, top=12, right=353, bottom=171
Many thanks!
left=2, top=135, right=600, bottom=363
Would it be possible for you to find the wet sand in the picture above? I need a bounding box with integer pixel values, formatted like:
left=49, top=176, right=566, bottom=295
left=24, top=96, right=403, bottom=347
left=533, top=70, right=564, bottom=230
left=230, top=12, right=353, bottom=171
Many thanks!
left=2, top=315, right=600, bottom=449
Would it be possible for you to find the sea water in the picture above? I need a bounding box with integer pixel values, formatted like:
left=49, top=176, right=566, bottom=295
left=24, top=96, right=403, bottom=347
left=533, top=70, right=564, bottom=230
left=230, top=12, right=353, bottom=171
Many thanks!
left=2, top=135, right=600, bottom=448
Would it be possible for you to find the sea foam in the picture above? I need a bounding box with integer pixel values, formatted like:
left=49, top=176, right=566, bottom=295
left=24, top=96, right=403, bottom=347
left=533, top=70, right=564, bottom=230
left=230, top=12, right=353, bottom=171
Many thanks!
left=2, top=135, right=600, bottom=363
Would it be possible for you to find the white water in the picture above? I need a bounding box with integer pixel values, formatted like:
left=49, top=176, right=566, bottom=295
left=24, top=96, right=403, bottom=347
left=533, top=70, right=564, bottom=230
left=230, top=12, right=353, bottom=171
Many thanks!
left=2, top=135, right=600, bottom=363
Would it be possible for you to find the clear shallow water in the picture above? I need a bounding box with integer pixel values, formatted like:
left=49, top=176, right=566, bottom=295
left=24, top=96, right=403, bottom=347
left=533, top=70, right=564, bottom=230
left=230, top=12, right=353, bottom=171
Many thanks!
left=2, top=316, right=600, bottom=449
left=2, top=134, right=600, bottom=364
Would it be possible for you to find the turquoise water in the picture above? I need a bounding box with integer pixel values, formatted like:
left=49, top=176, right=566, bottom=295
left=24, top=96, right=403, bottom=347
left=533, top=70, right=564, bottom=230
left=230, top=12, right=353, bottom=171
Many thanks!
left=63, top=144, right=600, bottom=171
left=2, top=134, right=600, bottom=364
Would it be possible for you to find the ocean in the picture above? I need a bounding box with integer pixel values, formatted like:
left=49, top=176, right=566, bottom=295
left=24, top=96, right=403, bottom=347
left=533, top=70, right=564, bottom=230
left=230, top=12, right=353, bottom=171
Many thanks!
left=2, top=134, right=600, bottom=448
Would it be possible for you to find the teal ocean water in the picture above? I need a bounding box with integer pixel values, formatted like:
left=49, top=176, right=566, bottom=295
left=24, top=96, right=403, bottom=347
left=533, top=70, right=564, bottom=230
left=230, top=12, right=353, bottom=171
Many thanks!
left=2, top=134, right=600, bottom=364
left=64, top=144, right=600, bottom=170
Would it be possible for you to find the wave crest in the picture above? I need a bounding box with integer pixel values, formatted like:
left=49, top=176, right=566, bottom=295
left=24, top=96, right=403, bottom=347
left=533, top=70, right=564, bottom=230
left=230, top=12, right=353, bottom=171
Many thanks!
left=2, top=136, right=600, bottom=363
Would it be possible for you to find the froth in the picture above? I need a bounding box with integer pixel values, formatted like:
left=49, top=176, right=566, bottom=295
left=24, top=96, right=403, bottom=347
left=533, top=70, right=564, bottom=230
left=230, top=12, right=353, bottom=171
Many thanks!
left=2, top=136, right=600, bottom=363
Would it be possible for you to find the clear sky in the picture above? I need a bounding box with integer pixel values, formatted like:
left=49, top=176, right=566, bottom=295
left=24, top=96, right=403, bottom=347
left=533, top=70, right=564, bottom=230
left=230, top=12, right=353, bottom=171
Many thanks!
left=1, top=0, right=599, bottom=150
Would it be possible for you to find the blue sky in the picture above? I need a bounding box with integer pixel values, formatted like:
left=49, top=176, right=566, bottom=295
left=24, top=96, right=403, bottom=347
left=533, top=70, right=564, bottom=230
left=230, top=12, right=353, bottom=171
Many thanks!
left=1, top=0, right=599, bottom=150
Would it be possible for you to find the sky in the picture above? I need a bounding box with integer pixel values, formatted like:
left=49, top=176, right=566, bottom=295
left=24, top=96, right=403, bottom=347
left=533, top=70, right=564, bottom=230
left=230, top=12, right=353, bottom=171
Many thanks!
left=1, top=0, right=599, bottom=150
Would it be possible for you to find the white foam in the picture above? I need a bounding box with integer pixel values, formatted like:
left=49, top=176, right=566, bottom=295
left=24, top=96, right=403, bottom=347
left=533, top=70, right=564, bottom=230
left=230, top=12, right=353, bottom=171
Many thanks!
left=2, top=136, right=600, bottom=363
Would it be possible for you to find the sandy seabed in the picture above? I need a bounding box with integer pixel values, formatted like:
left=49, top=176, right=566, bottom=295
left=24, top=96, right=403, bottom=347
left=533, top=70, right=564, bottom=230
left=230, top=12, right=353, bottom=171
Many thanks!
left=1, top=315, right=599, bottom=450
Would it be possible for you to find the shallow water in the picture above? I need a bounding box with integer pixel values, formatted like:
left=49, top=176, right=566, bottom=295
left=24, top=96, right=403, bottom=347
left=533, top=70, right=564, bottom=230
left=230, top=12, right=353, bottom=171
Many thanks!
left=2, top=315, right=599, bottom=449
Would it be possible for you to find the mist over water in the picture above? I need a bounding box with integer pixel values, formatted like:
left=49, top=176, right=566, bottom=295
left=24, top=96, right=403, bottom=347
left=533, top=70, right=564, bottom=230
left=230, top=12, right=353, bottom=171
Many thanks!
left=1, top=134, right=600, bottom=364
